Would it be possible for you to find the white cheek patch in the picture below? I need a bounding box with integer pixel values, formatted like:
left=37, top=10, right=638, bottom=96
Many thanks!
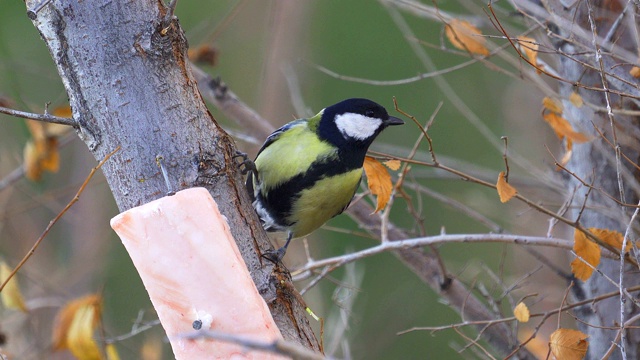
left=335, top=113, right=383, bottom=140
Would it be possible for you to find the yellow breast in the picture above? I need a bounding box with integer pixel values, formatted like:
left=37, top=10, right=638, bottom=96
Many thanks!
left=288, top=169, right=362, bottom=237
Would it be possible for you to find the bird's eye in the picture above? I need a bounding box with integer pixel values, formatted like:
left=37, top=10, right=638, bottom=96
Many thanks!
left=365, top=110, right=375, bottom=117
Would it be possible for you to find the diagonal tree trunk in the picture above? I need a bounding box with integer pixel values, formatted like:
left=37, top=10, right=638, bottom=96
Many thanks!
left=25, top=0, right=320, bottom=350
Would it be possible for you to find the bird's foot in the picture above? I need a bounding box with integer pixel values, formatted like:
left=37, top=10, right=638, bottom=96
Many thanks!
left=233, top=150, right=257, bottom=175
left=261, top=246, right=287, bottom=264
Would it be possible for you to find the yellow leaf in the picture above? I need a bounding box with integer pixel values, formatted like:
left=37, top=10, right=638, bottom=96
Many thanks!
left=23, top=120, right=61, bottom=181
left=363, top=156, right=393, bottom=213
left=105, top=344, right=120, bottom=360
left=589, top=228, right=630, bottom=252
left=383, top=159, right=401, bottom=171
left=513, top=302, right=530, bottom=323
left=496, top=171, right=517, bottom=203
left=67, top=302, right=103, bottom=360
left=0, top=262, right=27, bottom=312
left=53, top=294, right=102, bottom=351
left=542, top=97, right=564, bottom=114
left=542, top=112, right=591, bottom=143
left=516, top=37, right=538, bottom=66
left=569, top=92, right=584, bottom=108
left=141, top=337, right=163, bottom=360
left=571, top=229, right=601, bottom=281
left=630, top=66, right=640, bottom=78
left=549, top=328, right=588, bottom=360
left=445, top=19, right=489, bottom=56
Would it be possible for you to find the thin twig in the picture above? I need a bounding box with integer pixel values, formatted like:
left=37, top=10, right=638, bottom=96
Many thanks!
left=292, top=234, right=582, bottom=277
left=369, top=150, right=634, bottom=263
left=501, top=136, right=510, bottom=182
left=399, top=283, right=640, bottom=334
left=0, top=106, right=77, bottom=127
left=178, top=330, right=327, bottom=360
left=620, top=201, right=640, bottom=357
left=0, top=147, right=120, bottom=292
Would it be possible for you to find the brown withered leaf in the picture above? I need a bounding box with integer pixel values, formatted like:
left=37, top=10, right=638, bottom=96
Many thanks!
left=589, top=227, right=630, bottom=252
left=542, top=97, right=564, bottom=114
left=363, top=156, right=394, bottom=213
left=569, top=92, right=584, bottom=108
left=516, top=37, right=538, bottom=67
left=496, top=171, right=517, bottom=203
left=383, top=159, right=401, bottom=171
left=542, top=112, right=591, bottom=143
left=24, top=120, right=61, bottom=181
left=549, top=328, right=588, bottom=360
left=571, top=229, right=600, bottom=281
left=444, top=19, right=489, bottom=56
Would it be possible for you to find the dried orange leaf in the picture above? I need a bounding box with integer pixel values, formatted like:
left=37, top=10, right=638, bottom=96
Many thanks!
left=549, top=328, right=588, bottom=360
left=516, top=37, right=538, bottom=66
left=52, top=294, right=102, bottom=351
left=0, top=262, right=27, bottom=312
left=23, top=121, right=61, bottom=181
left=363, top=156, right=393, bottom=213
left=52, top=105, right=72, bottom=118
left=569, top=92, right=583, bottom=108
left=445, top=19, right=489, bottom=56
left=589, top=227, right=630, bottom=252
left=571, top=229, right=601, bottom=281
left=542, top=97, right=564, bottom=114
left=496, top=171, right=517, bottom=203
left=542, top=112, right=591, bottom=143
left=513, top=302, right=530, bottom=323
left=383, top=159, right=401, bottom=171
left=630, top=66, right=640, bottom=78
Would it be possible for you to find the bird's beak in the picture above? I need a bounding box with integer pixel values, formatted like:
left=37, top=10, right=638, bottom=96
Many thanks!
left=384, top=116, right=404, bottom=126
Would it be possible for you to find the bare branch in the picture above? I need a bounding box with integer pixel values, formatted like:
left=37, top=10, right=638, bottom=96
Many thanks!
left=0, top=106, right=77, bottom=127
left=178, top=330, right=327, bottom=360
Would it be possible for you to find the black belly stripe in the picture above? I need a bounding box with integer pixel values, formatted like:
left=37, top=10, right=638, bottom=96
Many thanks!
left=259, top=148, right=367, bottom=228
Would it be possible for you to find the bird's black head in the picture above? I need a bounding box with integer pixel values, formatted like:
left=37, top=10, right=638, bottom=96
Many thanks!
left=318, top=98, right=404, bottom=149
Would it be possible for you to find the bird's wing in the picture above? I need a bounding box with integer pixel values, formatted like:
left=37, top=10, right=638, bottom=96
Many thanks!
left=255, top=119, right=306, bottom=158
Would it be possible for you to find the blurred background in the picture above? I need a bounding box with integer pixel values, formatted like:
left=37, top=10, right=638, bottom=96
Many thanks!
left=0, top=1, right=571, bottom=358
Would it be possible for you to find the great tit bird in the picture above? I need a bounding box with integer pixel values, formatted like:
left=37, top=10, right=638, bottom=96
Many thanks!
left=246, top=98, right=404, bottom=260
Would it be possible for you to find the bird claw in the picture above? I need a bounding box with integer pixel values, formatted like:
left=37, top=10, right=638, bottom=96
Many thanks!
left=234, top=150, right=257, bottom=175
left=261, top=246, right=287, bottom=264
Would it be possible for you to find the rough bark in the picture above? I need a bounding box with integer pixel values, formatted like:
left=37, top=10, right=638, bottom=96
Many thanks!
left=25, top=0, right=319, bottom=351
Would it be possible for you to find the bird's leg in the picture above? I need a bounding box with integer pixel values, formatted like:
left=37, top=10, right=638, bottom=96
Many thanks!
left=233, top=150, right=257, bottom=176
left=262, top=231, right=293, bottom=263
